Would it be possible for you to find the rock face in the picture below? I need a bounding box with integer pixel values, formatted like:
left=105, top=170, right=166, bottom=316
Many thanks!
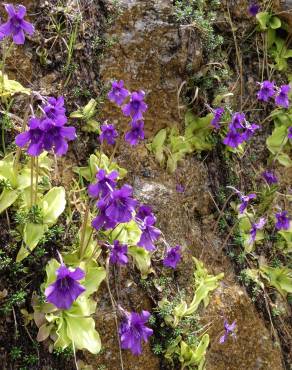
left=132, top=167, right=284, bottom=370
left=100, top=0, right=202, bottom=136
left=97, top=1, right=285, bottom=369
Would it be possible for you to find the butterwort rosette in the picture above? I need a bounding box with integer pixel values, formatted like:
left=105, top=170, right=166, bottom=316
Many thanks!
left=0, top=4, right=35, bottom=44
left=137, top=215, right=161, bottom=251
left=163, top=245, right=181, bottom=269
left=125, top=120, right=145, bottom=146
left=99, top=123, right=118, bottom=145
left=109, top=240, right=128, bottom=265
left=122, top=91, right=148, bottom=121
left=108, top=80, right=129, bottom=106
left=275, top=211, right=290, bottom=231
left=219, top=320, right=237, bottom=344
left=88, top=169, right=118, bottom=198
left=106, top=184, right=137, bottom=223
left=45, top=264, right=85, bottom=310
left=119, top=309, right=153, bottom=355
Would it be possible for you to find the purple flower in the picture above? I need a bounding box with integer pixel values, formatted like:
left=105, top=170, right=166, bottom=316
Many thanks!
left=211, top=107, right=224, bottom=129
left=288, top=127, right=292, bottom=139
left=15, top=96, right=76, bottom=157
left=249, top=217, right=266, bottom=244
left=125, top=120, right=145, bottom=146
left=223, top=128, right=244, bottom=148
left=275, top=84, right=290, bottom=108
left=107, top=80, right=129, bottom=106
left=248, top=4, right=260, bottom=16
left=262, top=170, right=278, bottom=185
left=219, top=320, right=237, bottom=344
left=43, top=96, right=67, bottom=126
left=176, top=184, right=185, bottom=193
left=137, top=215, right=161, bottom=251
left=15, top=117, right=44, bottom=156
left=41, top=119, right=76, bottom=156
left=88, top=169, right=118, bottom=198
left=92, top=199, right=117, bottom=231
left=119, top=310, right=153, bottom=355
left=122, top=91, right=148, bottom=121
left=109, top=240, right=128, bottom=265
left=243, top=123, right=260, bottom=140
left=0, top=4, right=35, bottom=45
left=45, top=264, right=85, bottom=310
left=99, top=123, right=118, bottom=146
left=238, top=192, right=256, bottom=214
left=223, top=113, right=259, bottom=148
left=136, top=205, right=153, bottom=222
left=257, top=81, right=275, bottom=102
left=230, top=112, right=245, bottom=130
left=106, top=184, right=137, bottom=223
left=163, top=245, right=181, bottom=269
left=275, top=211, right=290, bottom=231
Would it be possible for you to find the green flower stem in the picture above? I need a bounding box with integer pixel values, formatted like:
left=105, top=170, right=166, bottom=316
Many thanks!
left=34, top=155, right=39, bottom=204
left=14, top=98, right=32, bottom=171
left=79, top=202, right=90, bottom=259
left=30, top=156, right=35, bottom=207
left=109, top=138, right=119, bottom=166
left=105, top=257, right=124, bottom=370
left=82, top=228, right=94, bottom=260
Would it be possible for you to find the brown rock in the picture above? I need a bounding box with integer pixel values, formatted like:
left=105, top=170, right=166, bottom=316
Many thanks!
left=99, top=0, right=202, bottom=136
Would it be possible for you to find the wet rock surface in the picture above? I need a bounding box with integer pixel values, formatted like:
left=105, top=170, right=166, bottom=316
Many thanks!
left=96, top=1, right=286, bottom=368
left=0, top=0, right=290, bottom=369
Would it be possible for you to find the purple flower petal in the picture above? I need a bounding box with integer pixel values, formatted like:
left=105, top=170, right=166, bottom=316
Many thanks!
left=45, top=264, right=86, bottom=310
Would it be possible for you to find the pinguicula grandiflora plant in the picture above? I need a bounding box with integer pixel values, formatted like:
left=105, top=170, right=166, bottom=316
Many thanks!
left=210, top=81, right=292, bottom=310
left=31, top=78, right=201, bottom=363
left=0, top=3, right=232, bottom=367
left=0, top=4, right=72, bottom=262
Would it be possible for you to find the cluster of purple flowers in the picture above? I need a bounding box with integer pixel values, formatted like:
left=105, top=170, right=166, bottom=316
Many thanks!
left=0, top=4, right=34, bottom=45
left=106, top=80, right=147, bottom=146
left=88, top=169, right=182, bottom=269
left=89, top=170, right=160, bottom=251
left=223, top=112, right=259, bottom=148
left=15, top=96, right=76, bottom=156
left=235, top=187, right=290, bottom=240
left=257, top=81, right=291, bottom=109
left=119, top=309, right=153, bottom=355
